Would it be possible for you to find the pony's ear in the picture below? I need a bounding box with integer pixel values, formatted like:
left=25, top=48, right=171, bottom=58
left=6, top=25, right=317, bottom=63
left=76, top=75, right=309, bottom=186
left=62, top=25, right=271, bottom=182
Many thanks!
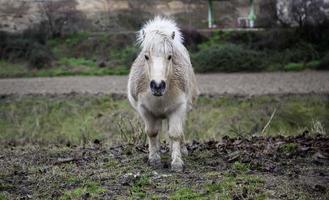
left=142, top=29, right=146, bottom=40
left=171, top=31, right=175, bottom=40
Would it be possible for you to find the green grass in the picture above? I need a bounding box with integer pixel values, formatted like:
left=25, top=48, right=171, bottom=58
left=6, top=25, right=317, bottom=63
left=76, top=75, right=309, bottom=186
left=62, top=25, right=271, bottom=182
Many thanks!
left=58, top=57, right=97, bottom=68
left=205, top=175, right=266, bottom=200
left=130, top=175, right=152, bottom=199
left=0, top=60, right=30, bottom=78
left=204, top=160, right=265, bottom=200
left=0, top=59, right=129, bottom=78
left=170, top=188, right=205, bottom=200
left=169, top=164, right=266, bottom=200
left=0, top=95, right=328, bottom=145
left=0, top=193, right=7, bottom=200
left=232, top=161, right=250, bottom=173
left=283, top=60, right=323, bottom=71
left=279, top=143, right=298, bottom=154
left=59, top=181, right=106, bottom=200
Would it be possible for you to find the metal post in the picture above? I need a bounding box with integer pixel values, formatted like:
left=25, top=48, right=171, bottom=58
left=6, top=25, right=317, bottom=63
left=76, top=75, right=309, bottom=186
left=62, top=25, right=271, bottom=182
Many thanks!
left=248, top=0, right=256, bottom=28
left=208, top=0, right=213, bottom=28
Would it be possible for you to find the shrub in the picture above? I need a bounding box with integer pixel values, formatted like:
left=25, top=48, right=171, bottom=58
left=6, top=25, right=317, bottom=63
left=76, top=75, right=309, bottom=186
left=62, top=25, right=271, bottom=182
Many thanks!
left=316, top=52, right=329, bottom=70
left=28, top=43, right=54, bottom=69
left=119, top=47, right=139, bottom=67
left=228, top=29, right=299, bottom=51
left=265, top=41, right=319, bottom=69
left=197, top=30, right=231, bottom=50
left=192, top=44, right=265, bottom=72
left=181, top=28, right=207, bottom=51
left=0, top=30, right=53, bottom=68
left=305, top=60, right=321, bottom=69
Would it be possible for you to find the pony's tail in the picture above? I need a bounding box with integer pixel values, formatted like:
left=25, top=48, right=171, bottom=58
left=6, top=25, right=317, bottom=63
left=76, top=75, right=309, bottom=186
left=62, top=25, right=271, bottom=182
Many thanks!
left=137, top=16, right=183, bottom=47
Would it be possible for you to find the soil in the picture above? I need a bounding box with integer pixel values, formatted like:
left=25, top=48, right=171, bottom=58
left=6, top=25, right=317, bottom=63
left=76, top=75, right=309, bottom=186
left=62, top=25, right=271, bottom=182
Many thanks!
left=1, top=134, right=328, bottom=199
left=0, top=71, right=328, bottom=96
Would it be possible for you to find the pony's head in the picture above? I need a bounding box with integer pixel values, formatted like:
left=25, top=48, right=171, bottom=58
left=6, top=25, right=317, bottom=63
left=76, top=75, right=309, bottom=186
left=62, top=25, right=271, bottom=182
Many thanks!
left=137, top=17, right=183, bottom=97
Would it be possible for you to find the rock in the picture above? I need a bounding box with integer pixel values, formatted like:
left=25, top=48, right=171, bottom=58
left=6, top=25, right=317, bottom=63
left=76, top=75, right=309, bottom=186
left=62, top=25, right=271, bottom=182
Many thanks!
left=119, top=172, right=140, bottom=186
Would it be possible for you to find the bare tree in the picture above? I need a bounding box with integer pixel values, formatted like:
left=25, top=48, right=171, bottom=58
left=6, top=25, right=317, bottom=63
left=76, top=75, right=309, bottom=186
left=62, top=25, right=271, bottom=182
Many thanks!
left=258, top=0, right=279, bottom=27
left=38, top=0, right=86, bottom=37
left=0, top=0, right=31, bottom=18
left=277, top=0, right=329, bottom=28
left=101, top=0, right=120, bottom=31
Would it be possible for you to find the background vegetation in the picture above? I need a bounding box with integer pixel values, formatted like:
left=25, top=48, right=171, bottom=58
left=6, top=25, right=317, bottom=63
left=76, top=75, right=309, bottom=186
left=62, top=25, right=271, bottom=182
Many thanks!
left=1, top=24, right=329, bottom=78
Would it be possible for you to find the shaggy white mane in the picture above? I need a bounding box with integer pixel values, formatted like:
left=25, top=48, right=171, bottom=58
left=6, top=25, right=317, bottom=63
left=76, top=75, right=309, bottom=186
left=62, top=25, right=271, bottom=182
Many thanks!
left=137, top=16, right=183, bottom=48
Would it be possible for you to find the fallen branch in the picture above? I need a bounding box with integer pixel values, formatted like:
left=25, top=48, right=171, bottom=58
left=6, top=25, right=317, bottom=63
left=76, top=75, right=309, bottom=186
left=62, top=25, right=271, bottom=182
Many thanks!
left=54, top=157, right=78, bottom=165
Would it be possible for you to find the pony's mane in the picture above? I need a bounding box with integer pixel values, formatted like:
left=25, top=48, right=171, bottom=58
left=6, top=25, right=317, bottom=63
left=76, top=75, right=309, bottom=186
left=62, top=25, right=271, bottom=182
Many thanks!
left=137, top=16, right=183, bottom=48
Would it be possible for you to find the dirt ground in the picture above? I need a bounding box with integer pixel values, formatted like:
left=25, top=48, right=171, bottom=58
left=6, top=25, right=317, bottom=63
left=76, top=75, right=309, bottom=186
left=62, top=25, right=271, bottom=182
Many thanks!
left=1, top=72, right=328, bottom=199
left=0, top=71, right=328, bottom=96
left=1, top=134, right=328, bottom=199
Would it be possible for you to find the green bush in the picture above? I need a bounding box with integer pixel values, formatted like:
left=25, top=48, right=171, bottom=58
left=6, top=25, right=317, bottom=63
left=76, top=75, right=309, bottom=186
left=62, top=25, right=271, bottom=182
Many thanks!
left=192, top=44, right=265, bottom=72
left=197, top=30, right=231, bottom=50
left=227, top=29, right=300, bottom=51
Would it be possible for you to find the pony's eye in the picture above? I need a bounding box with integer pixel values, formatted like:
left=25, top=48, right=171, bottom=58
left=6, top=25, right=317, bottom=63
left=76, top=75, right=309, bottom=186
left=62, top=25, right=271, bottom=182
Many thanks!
left=168, top=55, right=172, bottom=60
left=145, top=55, right=149, bottom=60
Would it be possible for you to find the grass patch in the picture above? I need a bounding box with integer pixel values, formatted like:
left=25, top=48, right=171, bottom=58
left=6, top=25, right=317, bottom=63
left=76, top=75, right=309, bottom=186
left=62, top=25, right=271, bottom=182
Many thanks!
left=232, top=162, right=250, bottom=173
left=59, top=181, right=106, bottom=200
left=130, top=175, right=152, bottom=199
left=284, top=63, right=305, bottom=71
left=0, top=193, right=7, bottom=200
left=279, top=143, right=298, bottom=154
left=170, top=188, right=205, bottom=200
left=58, top=57, right=97, bottom=68
left=0, top=95, right=328, bottom=145
left=0, top=60, right=30, bottom=78
left=187, top=95, right=329, bottom=140
left=206, top=162, right=265, bottom=200
left=206, top=174, right=266, bottom=200
left=0, top=59, right=129, bottom=78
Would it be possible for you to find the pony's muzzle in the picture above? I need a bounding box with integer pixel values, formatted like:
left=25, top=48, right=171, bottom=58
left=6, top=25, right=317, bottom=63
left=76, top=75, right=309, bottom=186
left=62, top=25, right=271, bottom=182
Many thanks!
left=150, top=80, right=166, bottom=96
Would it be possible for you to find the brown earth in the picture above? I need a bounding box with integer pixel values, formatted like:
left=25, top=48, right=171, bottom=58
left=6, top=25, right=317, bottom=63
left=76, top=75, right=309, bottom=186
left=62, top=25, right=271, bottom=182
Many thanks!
left=0, top=134, right=328, bottom=199
left=0, top=71, right=329, bottom=96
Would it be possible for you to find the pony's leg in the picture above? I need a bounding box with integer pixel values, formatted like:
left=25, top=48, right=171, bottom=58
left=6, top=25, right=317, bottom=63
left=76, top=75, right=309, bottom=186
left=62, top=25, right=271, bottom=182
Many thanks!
left=181, top=135, right=188, bottom=156
left=168, top=105, right=186, bottom=172
left=170, top=134, right=188, bottom=156
left=140, top=109, right=162, bottom=167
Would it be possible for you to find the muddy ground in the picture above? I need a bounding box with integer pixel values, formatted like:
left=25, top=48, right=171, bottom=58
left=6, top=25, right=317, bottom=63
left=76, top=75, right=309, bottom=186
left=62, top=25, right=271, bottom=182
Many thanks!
left=0, top=134, right=328, bottom=199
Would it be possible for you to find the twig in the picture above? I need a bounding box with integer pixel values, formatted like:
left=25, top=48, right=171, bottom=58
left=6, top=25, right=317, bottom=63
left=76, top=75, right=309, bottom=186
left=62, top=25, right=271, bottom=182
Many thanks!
left=54, top=157, right=78, bottom=165
left=261, top=108, right=277, bottom=135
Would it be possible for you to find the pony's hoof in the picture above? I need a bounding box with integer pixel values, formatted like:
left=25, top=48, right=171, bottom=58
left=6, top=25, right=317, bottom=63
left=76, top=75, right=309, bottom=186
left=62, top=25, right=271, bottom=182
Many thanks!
left=148, top=154, right=161, bottom=167
left=171, top=159, right=184, bottom=172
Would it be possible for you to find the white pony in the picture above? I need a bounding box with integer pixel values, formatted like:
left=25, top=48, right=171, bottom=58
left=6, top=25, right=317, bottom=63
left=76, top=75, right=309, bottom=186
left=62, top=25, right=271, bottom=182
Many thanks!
left=127, top=17, right=199, bottom=172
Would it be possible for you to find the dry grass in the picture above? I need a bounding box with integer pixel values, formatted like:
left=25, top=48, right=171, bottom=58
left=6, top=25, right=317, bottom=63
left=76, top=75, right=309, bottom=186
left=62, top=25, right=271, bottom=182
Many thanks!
left=0, top=94, right=327, bottom=146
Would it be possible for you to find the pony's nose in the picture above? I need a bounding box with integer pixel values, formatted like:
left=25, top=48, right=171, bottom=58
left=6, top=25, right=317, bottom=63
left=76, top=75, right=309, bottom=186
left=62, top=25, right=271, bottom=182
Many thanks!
left=150, top=80, right=166, bottom=96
